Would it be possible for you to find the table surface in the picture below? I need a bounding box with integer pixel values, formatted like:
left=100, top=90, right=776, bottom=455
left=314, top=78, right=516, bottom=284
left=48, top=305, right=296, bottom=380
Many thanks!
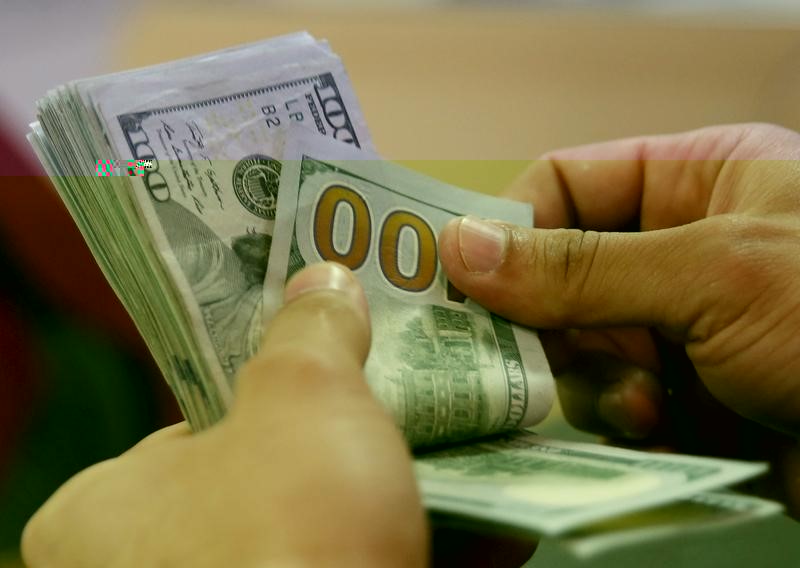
left=121, top=6, right=800, bottom=165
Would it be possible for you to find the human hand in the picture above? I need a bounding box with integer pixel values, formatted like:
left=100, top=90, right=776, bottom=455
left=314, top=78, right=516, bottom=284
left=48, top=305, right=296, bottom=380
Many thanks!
left=22, top=262, right=426, bottom=568
left=438, top=123, right=800, bottom=510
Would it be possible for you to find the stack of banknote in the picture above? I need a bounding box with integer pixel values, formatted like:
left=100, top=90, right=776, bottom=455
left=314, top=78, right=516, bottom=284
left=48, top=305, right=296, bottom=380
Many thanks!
left=28, top=32, right=783, bottom=545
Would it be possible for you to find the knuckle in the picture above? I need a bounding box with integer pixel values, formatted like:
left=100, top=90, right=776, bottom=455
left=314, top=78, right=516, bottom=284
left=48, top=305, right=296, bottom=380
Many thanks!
left=238, top=345, right=351, bottom=398
left=536, top=229, right=603, bottom=318
left=740, top=122, right=792, bottom=139
left=686, top=214, right=798, bottom=341
left=271, top=346, right=342, bottom=380
left=699, top=215, right=780, bottom=287
left=233, top=343, right=374, bottom=425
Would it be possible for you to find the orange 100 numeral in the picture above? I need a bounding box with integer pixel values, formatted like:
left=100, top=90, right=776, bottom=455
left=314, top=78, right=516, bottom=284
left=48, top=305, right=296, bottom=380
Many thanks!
left=313, top=184, right=437, bottom=292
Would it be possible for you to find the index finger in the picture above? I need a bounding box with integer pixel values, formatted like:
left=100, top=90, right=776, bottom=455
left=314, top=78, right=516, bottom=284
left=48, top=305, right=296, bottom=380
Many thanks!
left=506, top=123, right=778, bottom=231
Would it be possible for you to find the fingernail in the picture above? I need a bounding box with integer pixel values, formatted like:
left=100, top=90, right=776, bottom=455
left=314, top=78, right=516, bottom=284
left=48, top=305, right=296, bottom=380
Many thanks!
left=284, top=262, right=361, bottom=306
left=457, top=216, right=507, bottom=273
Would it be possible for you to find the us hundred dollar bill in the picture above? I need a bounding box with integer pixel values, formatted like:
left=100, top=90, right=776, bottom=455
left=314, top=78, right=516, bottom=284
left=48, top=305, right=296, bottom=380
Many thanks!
left=264, top=131, right=555, bottom=447
left=29, top=33, right=372, bottom=428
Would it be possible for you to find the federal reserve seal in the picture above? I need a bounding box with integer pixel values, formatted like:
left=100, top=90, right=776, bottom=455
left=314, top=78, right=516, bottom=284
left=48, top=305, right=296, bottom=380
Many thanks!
left=232, top=155, right=282, bottom=220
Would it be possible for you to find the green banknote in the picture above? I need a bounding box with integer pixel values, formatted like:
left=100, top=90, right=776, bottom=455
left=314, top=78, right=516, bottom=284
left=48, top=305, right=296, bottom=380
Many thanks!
left=264, top=130, right=555, bottom=447
left=552, top=490, right=783, bottom=558
left=28, top=33, right=371, bottom=428
left=417, top=430, right=769, bottom=536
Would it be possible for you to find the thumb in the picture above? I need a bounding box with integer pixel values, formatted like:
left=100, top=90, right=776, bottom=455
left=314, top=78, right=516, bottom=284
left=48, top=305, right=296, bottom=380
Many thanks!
left=438, top=215, right=707, bottom=334
left=233, top=261, right=374, bottom=420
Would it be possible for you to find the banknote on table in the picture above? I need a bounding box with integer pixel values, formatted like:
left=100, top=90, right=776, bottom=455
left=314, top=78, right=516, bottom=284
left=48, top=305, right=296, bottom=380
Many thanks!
left=551, top=490, right=783, bottom=558
left=28, top=32, right=371, bottom=428
left=264, top=130, right=555, bottom=447
left=416, top=430, right=769, bottom=536
left=525, top=491, right=796, bottom=567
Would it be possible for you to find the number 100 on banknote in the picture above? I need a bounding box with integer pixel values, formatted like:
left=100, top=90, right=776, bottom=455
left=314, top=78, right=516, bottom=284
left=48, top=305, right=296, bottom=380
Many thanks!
left=264, top=132, right=555, bottom=448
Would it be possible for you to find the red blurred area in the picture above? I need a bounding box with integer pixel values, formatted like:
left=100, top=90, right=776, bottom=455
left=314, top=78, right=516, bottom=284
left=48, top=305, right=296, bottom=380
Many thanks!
left=0, top=113, right=180, bottom=472
left=0, top=295, right=37, bottom=480
left=0, top=123, right=146, bottom=346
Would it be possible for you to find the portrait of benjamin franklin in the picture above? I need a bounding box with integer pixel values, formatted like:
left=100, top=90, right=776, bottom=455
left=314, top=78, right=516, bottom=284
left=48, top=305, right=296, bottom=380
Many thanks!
left=154, top=199, right=271, bottom=379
